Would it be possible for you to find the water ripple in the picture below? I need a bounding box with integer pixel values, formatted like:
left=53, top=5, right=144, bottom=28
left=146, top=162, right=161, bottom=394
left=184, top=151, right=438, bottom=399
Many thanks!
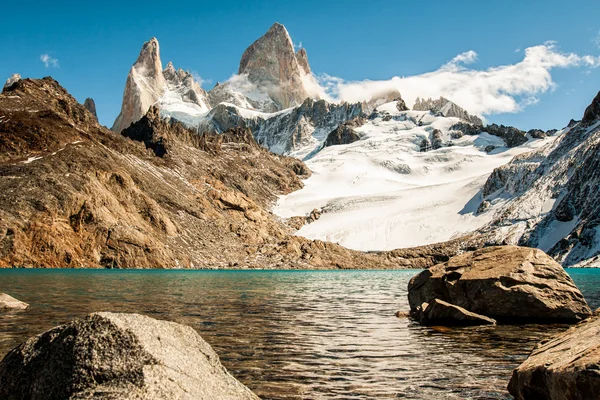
left=0, top=269, right=598, bottom=399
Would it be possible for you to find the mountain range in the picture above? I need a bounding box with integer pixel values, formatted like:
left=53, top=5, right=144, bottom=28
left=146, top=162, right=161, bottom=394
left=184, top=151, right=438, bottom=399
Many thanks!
left=2, top=22, right=600, bottom=269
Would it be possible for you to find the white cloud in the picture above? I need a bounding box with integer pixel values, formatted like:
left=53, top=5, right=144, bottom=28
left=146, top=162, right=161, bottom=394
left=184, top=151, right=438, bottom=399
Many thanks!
left=191, top=71, right=211, bottom=87
left=40, top=54, right=59, bottom=68
left=314, top=42, right=600, bottom=116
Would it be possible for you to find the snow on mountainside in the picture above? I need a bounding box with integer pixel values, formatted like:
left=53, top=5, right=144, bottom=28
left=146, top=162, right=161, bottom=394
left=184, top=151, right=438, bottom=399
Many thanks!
left=475, top=91, right=600, bottom=267
left=274, top=101, right=560, bottom=251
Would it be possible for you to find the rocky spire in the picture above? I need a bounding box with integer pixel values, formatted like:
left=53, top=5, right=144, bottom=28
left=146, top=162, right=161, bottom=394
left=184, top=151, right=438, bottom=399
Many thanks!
left=83, top=98, right=98, bottom=121
left=238, top=22, right=312, bottom=109
left=413, top=96, right=483, bottom=126
left=112, top=38, right=166, bottom=132
left=296, top=48, right=311, bottom=75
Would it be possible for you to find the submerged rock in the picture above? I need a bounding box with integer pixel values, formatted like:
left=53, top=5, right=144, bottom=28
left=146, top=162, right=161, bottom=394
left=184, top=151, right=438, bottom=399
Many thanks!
left=0, top=293, right=28, bottom=310
left=414, top=298, right=496, bottom=326
left=0, top=312, right=258, bottom=400
left=408, top=246, right=591, bottom=323
left=508, top=310, right=600, bottom=399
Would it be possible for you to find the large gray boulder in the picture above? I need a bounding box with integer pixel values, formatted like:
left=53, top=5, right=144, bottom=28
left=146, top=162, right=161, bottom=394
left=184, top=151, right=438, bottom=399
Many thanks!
left=508, top=310, right=600, bottom=399
left=0, top=312, right=259, bottom=400
left=408, top=246, right=591, bottom=323
left=0, top=293, right=28, bottom=311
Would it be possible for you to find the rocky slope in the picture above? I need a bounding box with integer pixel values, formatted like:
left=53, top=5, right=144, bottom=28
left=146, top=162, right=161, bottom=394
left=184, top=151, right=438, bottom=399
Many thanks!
left=476, top=90, right=600, bottom=267
left=0, top=76, right=457, bottom=269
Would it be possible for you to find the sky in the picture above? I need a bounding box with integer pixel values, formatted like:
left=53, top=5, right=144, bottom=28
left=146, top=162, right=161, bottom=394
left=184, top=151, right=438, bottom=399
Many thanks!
left=1, top=0, right=600, bottom=130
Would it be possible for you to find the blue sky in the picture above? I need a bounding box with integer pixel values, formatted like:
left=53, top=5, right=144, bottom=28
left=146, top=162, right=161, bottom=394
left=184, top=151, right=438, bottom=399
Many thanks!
left=1, top=0, right=600, bottom=130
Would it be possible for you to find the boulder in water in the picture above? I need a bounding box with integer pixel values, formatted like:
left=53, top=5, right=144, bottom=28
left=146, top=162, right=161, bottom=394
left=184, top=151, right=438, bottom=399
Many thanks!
left=408, top=246, right=591, bottom=323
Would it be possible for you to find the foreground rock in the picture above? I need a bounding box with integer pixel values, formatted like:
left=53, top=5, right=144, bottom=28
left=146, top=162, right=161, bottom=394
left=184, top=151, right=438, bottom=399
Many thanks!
left=508, top=310, right=600, bottom=399
left=408, top=246, right=591, bottom=323
left=0, top=312, right=259, bottom=400
left=415, top=299, right=496, bottom=326
left=0, top=293, right=28, bottom=310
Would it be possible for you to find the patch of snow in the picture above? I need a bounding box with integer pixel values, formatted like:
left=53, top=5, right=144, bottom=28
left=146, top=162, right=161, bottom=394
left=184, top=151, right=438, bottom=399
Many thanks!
left=274, top=108, right=559, bottom=251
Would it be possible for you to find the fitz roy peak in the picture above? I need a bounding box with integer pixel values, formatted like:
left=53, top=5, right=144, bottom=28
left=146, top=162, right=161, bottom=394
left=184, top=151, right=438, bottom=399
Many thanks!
left=237, top=22, right=313, bottom=110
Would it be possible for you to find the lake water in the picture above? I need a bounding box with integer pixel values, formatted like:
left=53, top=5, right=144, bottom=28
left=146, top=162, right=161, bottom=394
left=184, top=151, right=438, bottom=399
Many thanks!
left=0, top=269, right=599, bottom=399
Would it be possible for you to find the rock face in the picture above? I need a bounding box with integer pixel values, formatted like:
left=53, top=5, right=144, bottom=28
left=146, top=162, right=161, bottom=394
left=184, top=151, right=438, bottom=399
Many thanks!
left=0, top=312, right=258, bottom=400
left=408, top=246, right=592, bottom=323
left=112, top=38, right=209, bottom=133
left=200, top=98, right=364, bottom=157
left=82, top=98, right=97, bottom=121
left=238, top=22, right=312, bottom=110
left=583, top=90, right=600, bottom=124
left=323, top=117, right=364, bottom=147
left=0, top=293, right=28, bottom=310
left=477, top=90, right=600, bottom=267
left=508, top=310, right=600, bottom=400
left=3, top=74, right=21, bottom=91
left=415, top=299, right=496, bottom=326
left=413, top=96, right=483, bottom=126
left=484, top=123, right=528, bottom=147
left=112, top=38, right=165, bottom=133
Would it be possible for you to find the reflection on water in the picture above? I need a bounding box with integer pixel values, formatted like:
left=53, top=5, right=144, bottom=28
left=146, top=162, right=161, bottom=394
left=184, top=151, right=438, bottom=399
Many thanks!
left=0, top=269, right=598, bottom=399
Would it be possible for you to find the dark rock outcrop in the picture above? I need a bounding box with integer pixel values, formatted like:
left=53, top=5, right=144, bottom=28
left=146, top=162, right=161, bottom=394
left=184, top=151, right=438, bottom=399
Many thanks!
left=82, top=98, right=97, bottom=121
left=0, top=312, right=259, bottom=399
left=323, top=117, right=365, bottom=147
left=527, top=129, right=546, bottom=139
left=408, top=246, right=591, bottom=323
left=0, top=293, right=28, bottom=310
left=414, top=298, right=496, bottom=326
left=508, top=310, right=600, bottom=400
left=484, top=124, right=527, bottom=147
left=450, top=121, right=482, bottom=137
left=583, top=90, right=600, bottom=125
left=430, top=129, right=443, bottom=150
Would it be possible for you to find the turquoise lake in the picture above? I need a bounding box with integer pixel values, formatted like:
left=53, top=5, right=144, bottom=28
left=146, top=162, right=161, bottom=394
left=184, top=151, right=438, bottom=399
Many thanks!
left=1, top=269, right=599, bottom=399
